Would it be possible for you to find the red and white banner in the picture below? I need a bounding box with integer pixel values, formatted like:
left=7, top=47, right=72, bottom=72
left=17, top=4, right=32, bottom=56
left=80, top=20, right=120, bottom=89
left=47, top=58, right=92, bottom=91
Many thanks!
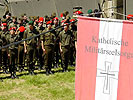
left=75, top=16, right=133, bottom=100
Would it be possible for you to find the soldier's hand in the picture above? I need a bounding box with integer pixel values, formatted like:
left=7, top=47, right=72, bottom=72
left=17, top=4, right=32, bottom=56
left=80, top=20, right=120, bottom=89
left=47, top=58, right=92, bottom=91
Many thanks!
left=24, top=49, right=27, bottom=53
left=42, top=48, right=46, bottom=54
left=60, top=49, right=63, bottom=53
left=8, top=54, right=10, bottom=57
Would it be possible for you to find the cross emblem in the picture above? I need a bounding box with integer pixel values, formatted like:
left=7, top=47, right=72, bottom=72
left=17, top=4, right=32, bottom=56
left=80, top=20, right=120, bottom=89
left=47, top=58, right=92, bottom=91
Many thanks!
left=97, top=61, right=119, bottom=94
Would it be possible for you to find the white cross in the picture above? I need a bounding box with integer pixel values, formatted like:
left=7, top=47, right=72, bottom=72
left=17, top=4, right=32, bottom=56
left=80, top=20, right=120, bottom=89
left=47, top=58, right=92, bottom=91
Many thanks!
left=97, top=61, right=119, bottom=94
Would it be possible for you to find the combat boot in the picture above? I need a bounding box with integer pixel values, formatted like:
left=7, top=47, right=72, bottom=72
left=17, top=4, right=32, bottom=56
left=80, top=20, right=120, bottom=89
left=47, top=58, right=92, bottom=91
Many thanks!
left=11, top=73, right=15, bottom=79
left=13, top=72, right=19, bottom=79
left=46, top=69, right=49, bottom=76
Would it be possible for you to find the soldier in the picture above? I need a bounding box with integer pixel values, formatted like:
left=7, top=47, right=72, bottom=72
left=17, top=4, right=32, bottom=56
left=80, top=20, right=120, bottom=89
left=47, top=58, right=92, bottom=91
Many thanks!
left=59, top=23, right=73, bottom=72
left=44, top=15, right=50, bottom=27
left=21, top=13, right=29, bottom=27
left=8, top=27, right=19, bottom=79
left=24, top=21, right=39, bottom=75
left=0, top=18, right=2, bottom=26
left=17, top=18, right=24, bottom=27
left=52, top=17, right=61, bottom=68
left=60, top=13, right=66, bottom=22
left=32, top=16, right=40, bottom=67
left=87, top=9, right=93, bottom=17
left=73, top=10, right=83, bottom=18
left=64, top=11, right=71, bottom=23
left=51, top=12, right=56, bottom=19
left=69, top=19, right=77, bottom=66
left=17, top=26, right=26, bottom=72
left=41, top=21, right=56, bottom=75
left=94, top=9, right=101, bottom=18
left=33, top=16, right=39, bottom=28
left=5, top=13, right=12, bottom=27
left=10, top=17, right=19, bottom=71
left=36, top=18, right=45, bottom=70
left=9, top=16, right=18, bottom=29
left=73, top=6, right=83, bottom=18
left=127, top=14, right=133, bottom=21
left=1, top=22, right=9, bottom=74
left=73, top=6, right=83, bottom=14
left=0, top=31, right=2, bottom=81
left=0, top=27, right=2, bottom=71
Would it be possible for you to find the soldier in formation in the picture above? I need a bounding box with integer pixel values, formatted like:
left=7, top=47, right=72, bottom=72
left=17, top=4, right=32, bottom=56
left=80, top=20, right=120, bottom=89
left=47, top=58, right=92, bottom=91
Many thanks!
left=0, top=11, right=78, bottom=79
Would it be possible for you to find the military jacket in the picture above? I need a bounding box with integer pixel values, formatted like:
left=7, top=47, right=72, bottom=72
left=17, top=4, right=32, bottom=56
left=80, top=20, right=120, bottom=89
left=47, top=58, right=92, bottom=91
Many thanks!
left=41, top=28, right=56, bottom=46
left=0, top=30, right=10, bottom=47
left=0, top=31, right=2, bottom=47
left=8, top=34, right=19, bottom=50
left=59, top=30, right=73, bottom=47
left=17, top=31, right=26, bottom=45
left=36, top=26, right=45, bottom=34
left=52, top=24, right=61, bottom=37
left=36, top=26, right=45, bottom=46
left=25, top=27, right=39, bottom=46
left=70, top=25, right=77, bottom=42
left=9, top=22, right=18, bottom=29
left=23, top=20, right=29, bottom=27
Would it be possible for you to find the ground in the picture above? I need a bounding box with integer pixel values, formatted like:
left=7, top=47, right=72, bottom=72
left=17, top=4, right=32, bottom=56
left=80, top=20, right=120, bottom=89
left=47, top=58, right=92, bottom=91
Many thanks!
left=0, top=67, right=75, bottom=100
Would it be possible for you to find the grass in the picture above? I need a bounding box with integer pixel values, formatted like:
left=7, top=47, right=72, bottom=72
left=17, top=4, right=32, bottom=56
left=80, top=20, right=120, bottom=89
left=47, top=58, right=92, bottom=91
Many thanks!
left=0, top=67, right=75, bottom=100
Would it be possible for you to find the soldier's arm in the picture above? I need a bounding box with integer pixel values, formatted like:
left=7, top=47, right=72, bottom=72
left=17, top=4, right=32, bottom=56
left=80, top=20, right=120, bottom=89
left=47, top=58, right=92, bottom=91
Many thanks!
left=59, top=42, right=62, bottom=53
left=75, top=41, right=77, bottom=50
left=41, top=32, right=45, bottom=53
left=24, top=30, right=27, bottom=53
left=41, top=41, right=45, bottom=53
left=24, top=41, right=27, bottom=53
left=74, top=31, right=77, bottom=50
left=59, top=33, right=62, bottom=53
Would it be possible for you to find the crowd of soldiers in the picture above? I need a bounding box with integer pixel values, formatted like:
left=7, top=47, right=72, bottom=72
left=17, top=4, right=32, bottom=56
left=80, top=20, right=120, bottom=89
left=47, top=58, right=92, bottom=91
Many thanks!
left=1, top=7, right=132, bottom=81
left=0, top=11, right=78, bottom=80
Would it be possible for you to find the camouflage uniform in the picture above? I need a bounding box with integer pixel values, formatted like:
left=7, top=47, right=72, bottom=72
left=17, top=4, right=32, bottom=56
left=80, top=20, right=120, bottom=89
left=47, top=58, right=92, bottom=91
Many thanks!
left=52, top=24, right=61, bottom=68
left=41, top=27, right=56, bottom=75
left=36, top=25, right=45, bottom=69
left=1, top=30, right=10, bottom=74
left=59, top=29, right=73, bottom=72
left=69, top=23, right=77, bottom=66
left=21, top=13, right=29, bottom=27
left=8, top=32, right=19, bottom=79
left=6, top=15, right=12, bottom=28
left=0, top=31, right=2, bottom=69
left=17, top=28, right=26, bottom=72
left=25, top=25, right=39, bottom=75
left=9, top=16, right=18, bottom=29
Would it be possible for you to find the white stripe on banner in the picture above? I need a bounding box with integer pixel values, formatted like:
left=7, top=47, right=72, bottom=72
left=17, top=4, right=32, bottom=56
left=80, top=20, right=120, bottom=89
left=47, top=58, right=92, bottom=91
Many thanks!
left=95, top=21, right=123, bottom=100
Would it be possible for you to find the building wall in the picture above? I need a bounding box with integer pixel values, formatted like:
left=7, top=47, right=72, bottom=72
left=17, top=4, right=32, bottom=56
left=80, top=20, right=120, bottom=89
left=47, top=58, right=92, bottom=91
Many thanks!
left=0, top=0, right=133, bottom=19
left=9, top=0, right=99, bottom=17
left=126, top=0, right=133, bottom=15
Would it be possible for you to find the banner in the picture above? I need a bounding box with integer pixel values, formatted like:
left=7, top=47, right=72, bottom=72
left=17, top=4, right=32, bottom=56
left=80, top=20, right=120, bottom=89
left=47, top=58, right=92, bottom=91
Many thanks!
left=75, top=16, right=133, bottom=100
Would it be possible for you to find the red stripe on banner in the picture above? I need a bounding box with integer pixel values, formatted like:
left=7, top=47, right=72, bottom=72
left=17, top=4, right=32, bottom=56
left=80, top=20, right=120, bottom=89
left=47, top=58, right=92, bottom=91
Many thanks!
left=75, top=17, right=100, bottom=100
left=117, top=21, right=133, bottom=100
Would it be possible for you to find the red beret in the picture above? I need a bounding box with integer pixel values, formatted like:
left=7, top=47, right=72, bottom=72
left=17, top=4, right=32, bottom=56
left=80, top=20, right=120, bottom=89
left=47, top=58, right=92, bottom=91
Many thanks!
left=63, top=23, right=69, bottom=26
left=46, top=21, right=52, bottom=25
left=70, top=19, right=75, bottom=22
left=53, top=17, right=58, bottom=21
left=60, top=13, right=63, bottom=17
left=73, top=11, right=83, bottom=15
left=9, top=27, right=16, bottom=31
left=61, top=20, right=66, bottom=23
left=39, top=17, right=44, bottom=22
left=127, top=14, right=133, bottom=20
left=1, top=23, right=7, bottom=26
left=39, top=20, right=43, bottom=23
left=19, top=26, right=25, bottom=32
